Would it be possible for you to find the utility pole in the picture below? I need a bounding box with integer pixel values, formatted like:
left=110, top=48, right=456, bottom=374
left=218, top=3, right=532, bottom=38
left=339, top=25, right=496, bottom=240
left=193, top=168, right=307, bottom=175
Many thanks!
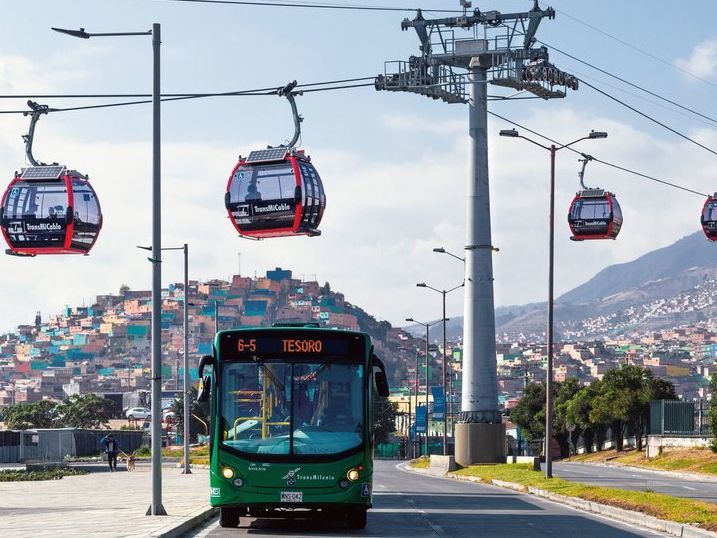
left=377, top=1, right=575, bottom=465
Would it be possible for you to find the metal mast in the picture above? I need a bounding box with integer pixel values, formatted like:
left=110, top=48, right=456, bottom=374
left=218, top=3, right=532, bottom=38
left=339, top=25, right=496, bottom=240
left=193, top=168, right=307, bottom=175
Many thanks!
left=376, top=1, right=576, bottom=464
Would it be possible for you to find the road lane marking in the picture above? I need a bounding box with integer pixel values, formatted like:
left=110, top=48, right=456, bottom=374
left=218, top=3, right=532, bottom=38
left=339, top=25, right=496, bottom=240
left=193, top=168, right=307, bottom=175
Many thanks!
left=682, top=486, right=697, bottom=491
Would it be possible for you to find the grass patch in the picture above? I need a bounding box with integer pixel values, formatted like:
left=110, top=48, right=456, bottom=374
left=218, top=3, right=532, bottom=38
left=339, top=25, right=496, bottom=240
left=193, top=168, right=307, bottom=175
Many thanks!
left=453, top=464, right=717, bottom=531
left=0, top=468, right=88, bottom=482
left=409, top=456, right=430, bottom=469
left=572, top=448, right=717, bottom=477
left=162, top=445, right=209, bottom=464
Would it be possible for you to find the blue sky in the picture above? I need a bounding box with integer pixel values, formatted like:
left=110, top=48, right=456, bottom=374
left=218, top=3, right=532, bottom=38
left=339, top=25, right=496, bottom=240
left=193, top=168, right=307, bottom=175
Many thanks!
left=1, top=0, right=716, bottom=332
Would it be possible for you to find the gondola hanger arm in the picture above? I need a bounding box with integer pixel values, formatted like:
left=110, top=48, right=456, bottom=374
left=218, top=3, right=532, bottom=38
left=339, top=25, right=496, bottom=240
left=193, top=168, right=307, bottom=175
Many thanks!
left=277, top=80, right=303, bottom=149
left=22, top=100, right=52, bottom=167
left=578, top=153, right=594, bottom=190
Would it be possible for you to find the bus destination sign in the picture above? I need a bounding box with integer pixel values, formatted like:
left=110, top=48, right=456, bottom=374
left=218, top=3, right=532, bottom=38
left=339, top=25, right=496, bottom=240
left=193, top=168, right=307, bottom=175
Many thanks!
left=219, top=330, right=364, bottom=360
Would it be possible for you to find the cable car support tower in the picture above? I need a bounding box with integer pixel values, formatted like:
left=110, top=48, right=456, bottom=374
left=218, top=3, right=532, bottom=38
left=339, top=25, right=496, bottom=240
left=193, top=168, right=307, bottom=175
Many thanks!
left=376, top=1, right=577, bottom=464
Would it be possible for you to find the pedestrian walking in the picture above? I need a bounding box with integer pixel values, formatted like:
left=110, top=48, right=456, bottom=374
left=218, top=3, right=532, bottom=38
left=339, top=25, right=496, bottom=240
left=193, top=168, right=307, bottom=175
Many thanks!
left=101, top=434, right=121, bottom=472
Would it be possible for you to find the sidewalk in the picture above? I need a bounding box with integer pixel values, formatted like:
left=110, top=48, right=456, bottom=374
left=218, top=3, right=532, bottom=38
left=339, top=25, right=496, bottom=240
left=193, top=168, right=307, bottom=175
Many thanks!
left=0, top=463, right=215, bottom=538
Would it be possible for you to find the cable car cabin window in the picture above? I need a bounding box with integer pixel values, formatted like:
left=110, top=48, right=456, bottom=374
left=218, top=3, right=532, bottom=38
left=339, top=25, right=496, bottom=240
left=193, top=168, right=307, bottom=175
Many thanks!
left=70, top=179, right=101, bottom=251
left=228, top=164, right=297, bottom=231
left=612, top=196, right=622, bottom=222
left=2, top=181, right=67, bottom=247
left=298, top=163, right=323, bottom=228
left=704, top=202, right=717, bottom=222
left=571, top=199, right=610, bottom=220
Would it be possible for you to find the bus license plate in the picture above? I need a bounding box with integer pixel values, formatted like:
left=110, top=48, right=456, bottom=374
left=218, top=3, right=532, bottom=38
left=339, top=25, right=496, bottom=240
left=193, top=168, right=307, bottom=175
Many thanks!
left=280, top=491, right=303, bottom=503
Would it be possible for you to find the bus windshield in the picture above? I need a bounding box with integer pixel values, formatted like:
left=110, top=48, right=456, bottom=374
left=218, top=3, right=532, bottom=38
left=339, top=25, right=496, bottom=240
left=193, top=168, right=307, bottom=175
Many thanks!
left=220, top=360, right=364, bottom=457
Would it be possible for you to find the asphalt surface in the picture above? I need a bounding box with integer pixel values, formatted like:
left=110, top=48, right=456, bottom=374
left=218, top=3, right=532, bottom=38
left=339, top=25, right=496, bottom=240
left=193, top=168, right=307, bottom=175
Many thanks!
left=553, top=461, right=717, bottom=503
left=190, top=461, right=668, bottom=537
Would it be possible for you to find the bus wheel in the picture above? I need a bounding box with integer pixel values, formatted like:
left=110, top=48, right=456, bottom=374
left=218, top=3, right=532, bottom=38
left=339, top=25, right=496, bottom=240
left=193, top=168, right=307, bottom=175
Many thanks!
left=219, top=507, right=240, bottom=528
left=346, top=508, right=367, bottom=529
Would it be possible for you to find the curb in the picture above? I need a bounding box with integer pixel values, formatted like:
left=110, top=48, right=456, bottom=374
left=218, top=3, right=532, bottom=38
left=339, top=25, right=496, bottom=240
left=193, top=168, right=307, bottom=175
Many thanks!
left=149, top=506, right=218, bottom=538
left=407, top=464, right=717, bottom=538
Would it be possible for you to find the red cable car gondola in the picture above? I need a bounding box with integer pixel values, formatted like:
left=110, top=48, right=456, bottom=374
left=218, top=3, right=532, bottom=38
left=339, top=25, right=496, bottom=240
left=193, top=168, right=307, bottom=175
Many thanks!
left=0, top=101, right=102, bottom=256
left=225, top=81, right=326, bottom=239
left=701, top=194, right=717, bottom=242
left=567, top=156, right=623, bottom=241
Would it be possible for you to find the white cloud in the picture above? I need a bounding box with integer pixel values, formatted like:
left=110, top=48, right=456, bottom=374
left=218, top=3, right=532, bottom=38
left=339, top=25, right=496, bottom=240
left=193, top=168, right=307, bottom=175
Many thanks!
left=675, top=38, right=717, bottom=79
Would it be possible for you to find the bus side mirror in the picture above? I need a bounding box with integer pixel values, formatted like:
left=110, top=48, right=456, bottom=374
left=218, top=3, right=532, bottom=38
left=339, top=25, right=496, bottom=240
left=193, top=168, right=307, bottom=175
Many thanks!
left=197, top=354, right=215, bottom=403
left=198, top=377, right=211, bottom=403
left=372, top=354, right=390, bottom=398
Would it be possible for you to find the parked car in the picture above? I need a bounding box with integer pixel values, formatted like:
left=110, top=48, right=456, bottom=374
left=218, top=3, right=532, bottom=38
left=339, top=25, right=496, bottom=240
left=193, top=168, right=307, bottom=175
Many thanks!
left=126, top=407, right=151, bottom=420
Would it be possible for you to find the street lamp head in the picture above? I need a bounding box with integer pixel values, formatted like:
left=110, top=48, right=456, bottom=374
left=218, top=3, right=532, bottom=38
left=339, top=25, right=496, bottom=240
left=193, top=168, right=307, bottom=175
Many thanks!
left=500, top=129, right=519, bottom=138
left=432, top=247, right=445, bottom=253
left=136, top=245, right=151, bottom=251
left=405, top=317, right=415, bottom=322
left=52, top=27, right=91, bottom=39
left=416, top=283, right=427, bottom=288
left=589, top=130, right=608, bottom=139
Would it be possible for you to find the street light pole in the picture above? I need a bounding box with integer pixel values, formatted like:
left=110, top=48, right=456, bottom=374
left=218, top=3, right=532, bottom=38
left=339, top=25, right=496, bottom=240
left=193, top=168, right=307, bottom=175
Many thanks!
left=182, top=244, right=190, bottom=474
left=417, top=281, right=464, bottom=456
left=433, top=247, right=467, bottom=441
left=414, top=348, right=419, bottom=458
left=137, top=242, right=190, bottom=474
left=54, top=21, right=165, bottom=516
left=499, top=128, right=607, bottom=478
left=406, top=317, right=444, bottom=457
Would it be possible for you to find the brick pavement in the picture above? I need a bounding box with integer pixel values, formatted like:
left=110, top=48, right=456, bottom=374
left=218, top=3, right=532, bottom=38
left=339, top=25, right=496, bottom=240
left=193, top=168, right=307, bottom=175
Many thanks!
left=0, top=463, right=213, bottom=537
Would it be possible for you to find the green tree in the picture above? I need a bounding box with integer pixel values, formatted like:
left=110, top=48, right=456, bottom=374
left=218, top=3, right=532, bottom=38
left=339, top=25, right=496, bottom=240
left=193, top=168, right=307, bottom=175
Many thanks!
left=510, top=382, right=546, bottom=441
left=3, top=400, right=60, bottom=429
left=553, top=378, right=581, bottom=457
left=372, top=394, right=398, bottom=444
left=709, top=374, right=717, bottom=453
left=565, top=381, right=603, bottom=453
left=56, top=394, right=113, bottom=429
left=171, top=386, right=209, bottom=442
left=591, top=365, right=675, bottom=451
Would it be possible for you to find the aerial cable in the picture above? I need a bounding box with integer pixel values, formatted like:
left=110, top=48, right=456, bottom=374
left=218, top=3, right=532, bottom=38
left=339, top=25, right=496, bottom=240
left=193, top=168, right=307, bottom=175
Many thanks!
left=0, top=78, right=378, bottom=114
left=499, top=21, right=717, bottom=126
left=578, top=78, right=717, bottom=159
left=152, top=0, right=462, bottom=13
left=536, top=1, right=717, bottom=91
left=0, top=77, right=378, bottom=101
left=489, top=110, right=708, bottom=198
left=542, top=40, right=717, bottom=127
left=565, top=67, right=717, bottom=129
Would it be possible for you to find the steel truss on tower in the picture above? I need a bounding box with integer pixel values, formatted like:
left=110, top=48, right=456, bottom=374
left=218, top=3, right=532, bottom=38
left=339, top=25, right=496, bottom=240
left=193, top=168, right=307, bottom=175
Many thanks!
left=375, top=1, right=577, bottom=103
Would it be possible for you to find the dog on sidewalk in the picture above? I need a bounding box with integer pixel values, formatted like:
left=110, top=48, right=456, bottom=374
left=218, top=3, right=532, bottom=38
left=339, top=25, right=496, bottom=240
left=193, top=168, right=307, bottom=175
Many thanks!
left=120, top=451, right=136, bottom=472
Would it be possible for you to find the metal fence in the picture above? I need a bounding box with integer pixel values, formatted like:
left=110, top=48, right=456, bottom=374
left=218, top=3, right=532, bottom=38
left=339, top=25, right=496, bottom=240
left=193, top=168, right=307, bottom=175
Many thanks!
left=649, top=400, right=709, bottom=436
left=0, top=429, right=144, bottom=463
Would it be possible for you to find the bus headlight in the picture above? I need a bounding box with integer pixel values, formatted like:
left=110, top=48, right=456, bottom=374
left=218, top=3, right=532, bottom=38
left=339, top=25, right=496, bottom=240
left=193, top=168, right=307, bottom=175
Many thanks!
left=221, top=466, right=235, bottom=479
left=347, top=468, right=360, bottom=482
left=233, top=477, right=244, bottom=487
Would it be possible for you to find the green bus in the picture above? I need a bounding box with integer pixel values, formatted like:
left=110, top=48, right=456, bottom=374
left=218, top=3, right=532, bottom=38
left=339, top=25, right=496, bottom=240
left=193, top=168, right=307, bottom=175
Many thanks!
left=197, top=324, right=390, bottom=529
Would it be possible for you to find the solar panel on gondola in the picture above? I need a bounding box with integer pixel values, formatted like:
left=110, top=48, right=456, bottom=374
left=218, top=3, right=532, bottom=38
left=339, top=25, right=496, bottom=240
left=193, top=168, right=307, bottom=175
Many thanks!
left=21, top=165, right=65, bottom=180
left=225, top=82, right=326, bottom=239
left=246, top=148, right=288, bottom=164
left=0, top=101, right=103, bottom=256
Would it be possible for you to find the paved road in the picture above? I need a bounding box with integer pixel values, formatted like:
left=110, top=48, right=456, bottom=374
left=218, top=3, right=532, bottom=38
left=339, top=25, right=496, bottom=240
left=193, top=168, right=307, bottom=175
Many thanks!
left=192, top=461, right=667, bottom=537
left=553, top=461, right=717, bottom=504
